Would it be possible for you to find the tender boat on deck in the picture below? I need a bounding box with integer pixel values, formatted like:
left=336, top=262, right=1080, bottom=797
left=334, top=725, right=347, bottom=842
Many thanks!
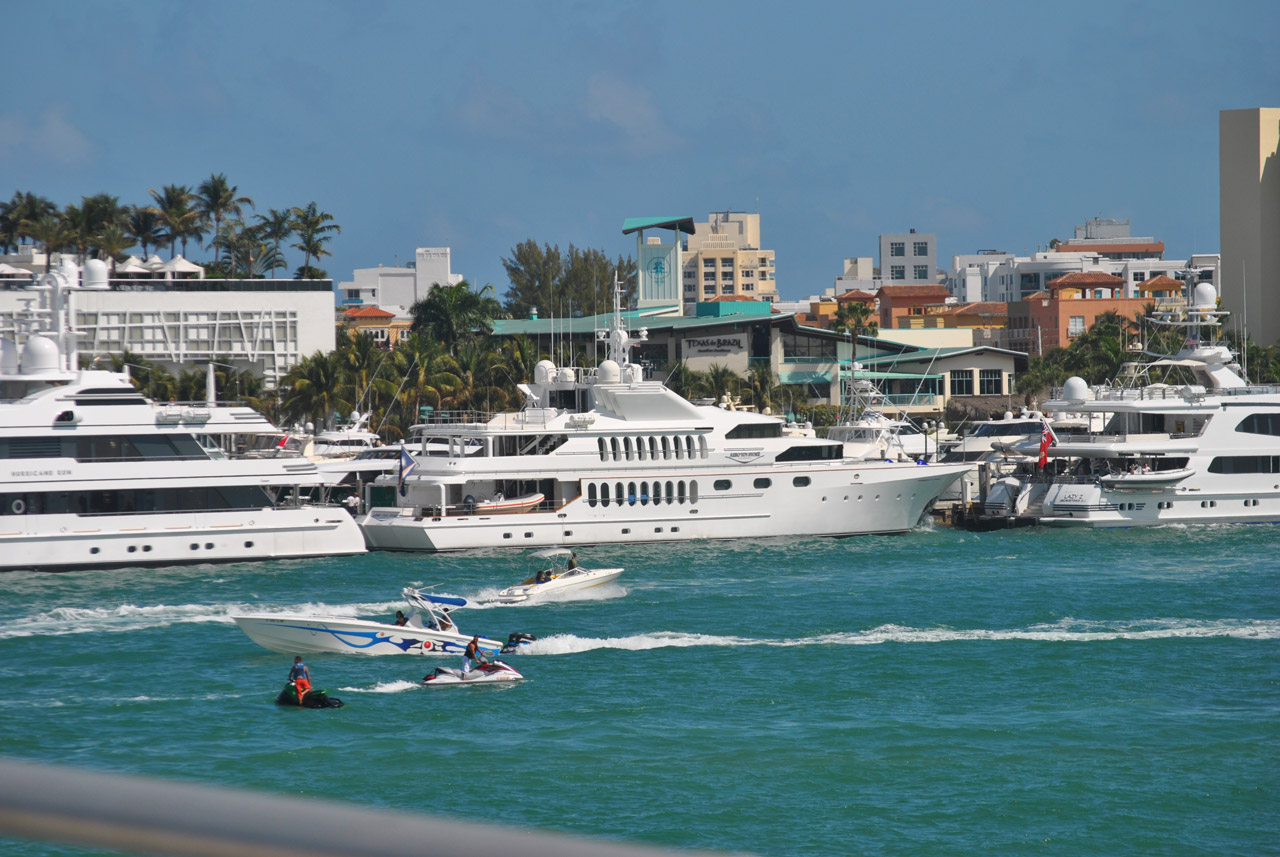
left=496, top=548, right=624, bottom=603
left=231, top=589, right=534, bottom=656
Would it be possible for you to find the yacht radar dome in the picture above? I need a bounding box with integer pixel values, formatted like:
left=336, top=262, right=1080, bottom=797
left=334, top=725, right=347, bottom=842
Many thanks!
left=1062, top=376, right=1090, bottom=404
left=598, top=359, right=621, bottom=384
left=534, top=360, right=555, bottom=384
left=1193, top=282, right=1217, bottom=311
left=20, top=334, right=61, bottom=374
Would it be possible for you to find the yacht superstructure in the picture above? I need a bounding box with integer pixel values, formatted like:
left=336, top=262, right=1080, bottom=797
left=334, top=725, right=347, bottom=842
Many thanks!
left=358, top=284, right=969, bottom=552
left=981, top=279, right=1280, bottom=527
left=0, top=262, right=365, bottom=571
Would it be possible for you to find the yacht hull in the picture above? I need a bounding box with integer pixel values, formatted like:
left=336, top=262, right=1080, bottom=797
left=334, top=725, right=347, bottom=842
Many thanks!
left=0, top=508, right=364, bottom=573
left=360, top=463, right=967, bottom=552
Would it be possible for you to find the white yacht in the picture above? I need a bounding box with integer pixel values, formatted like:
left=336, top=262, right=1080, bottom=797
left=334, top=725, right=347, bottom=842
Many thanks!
left=981, top=279, right=1280, bottom=527
left=935, top=407, right=1052, bottom=504
left=312, top=411, right=384, bottom=459
left=0, top=263, right=366, bottom=572
left=357, top=286, right=969, bottom=552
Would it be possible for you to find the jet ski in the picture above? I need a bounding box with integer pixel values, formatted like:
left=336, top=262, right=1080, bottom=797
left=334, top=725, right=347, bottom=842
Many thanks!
left=275, top=681, right=344, bottom=708
left=422, top=660, right=523, bottom=686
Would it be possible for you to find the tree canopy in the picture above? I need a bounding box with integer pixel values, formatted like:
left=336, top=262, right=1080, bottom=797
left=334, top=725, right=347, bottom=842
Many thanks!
left=502, top=240, right=637, bottom=319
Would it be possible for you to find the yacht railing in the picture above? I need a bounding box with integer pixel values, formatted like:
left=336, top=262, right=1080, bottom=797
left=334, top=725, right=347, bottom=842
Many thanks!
left=0, top=757, right=732, bottom=857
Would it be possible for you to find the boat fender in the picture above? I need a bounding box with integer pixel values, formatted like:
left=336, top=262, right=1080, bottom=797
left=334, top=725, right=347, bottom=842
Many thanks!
left=11, top=498, right=25, bottom=514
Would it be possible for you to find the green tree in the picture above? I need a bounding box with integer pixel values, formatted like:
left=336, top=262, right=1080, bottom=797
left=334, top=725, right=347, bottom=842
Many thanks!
left=291, top=202, right=340, bottom=278
left=126, top=205, right=166, bottom=260
left=1, top=192, right=57, bottom=253
left=832, top=301, right=879, bottom=337
left=254, top=208, right=294, bottom=278
left=410, top=280, right=503, bottom=356
left=19, top=214, right=73, bottom=270
left=149, top=185, right=203, bottom=259
left=501, top=240, right=636, bottom=319
left=195, top=174, right=253, bottom=265
left=279, top=350, right=352, bottom=430
left=94, top=223, right=134, bottom=271
left=746, top=361, right=780, bottom=413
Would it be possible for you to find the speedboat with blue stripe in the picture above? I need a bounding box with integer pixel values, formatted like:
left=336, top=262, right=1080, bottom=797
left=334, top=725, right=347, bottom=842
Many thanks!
left=232, top=588, right=535, bottom=656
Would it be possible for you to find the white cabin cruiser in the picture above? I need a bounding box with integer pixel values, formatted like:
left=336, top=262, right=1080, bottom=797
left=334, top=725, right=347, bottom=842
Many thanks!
left=980, top=278, right=1280, bottom=527
left=0, top=262, right=365, bottom=572
left=358, top=283, right=968, bottom=552
left=232, top=589, right=535, bottom=656
left=496, top=548, right=624, bottom=603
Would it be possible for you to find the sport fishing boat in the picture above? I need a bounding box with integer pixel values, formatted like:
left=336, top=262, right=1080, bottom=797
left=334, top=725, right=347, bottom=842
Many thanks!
left=357, top=283, right=969, bottom=552
left=0, top=262, right=366, bottom=572
left=421, top=660, right=524, bottom=686
left=495, top=548, right=624, bottom=603
left=979, top=278, right=1280, bottom=527
left=231, top=588, right=535, bottom=656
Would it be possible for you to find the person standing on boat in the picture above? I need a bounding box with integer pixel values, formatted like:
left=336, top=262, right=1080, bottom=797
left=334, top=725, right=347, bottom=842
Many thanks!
left=289, top=656, right=312, bottom=702
left=567, top=552, right=579, bottom=570
left=343, top=493, right=361, bottom=515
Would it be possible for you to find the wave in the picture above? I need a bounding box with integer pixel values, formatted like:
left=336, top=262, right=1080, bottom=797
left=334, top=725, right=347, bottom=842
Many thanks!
left=338, top=679, right=420, bottom=694
left=517, top=617, right=1280, bottom=655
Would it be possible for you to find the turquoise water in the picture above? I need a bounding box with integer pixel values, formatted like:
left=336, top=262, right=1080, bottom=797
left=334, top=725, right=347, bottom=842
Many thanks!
left=2, top=524, right=1277, bottom=856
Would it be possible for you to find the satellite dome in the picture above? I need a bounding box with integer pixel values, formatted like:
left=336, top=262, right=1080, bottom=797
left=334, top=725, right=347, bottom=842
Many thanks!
left=533, top=360, right=556, bottom=384
left=1062, top=376, right=1090, bottom=403
left=556, top=367, right=575, bottom=384
left=1193, top=282, right=1217, bottom=311
left=83, top=259, right=109, bottom=289
left=21, top=334, right=61, bottom=374
left=598, top=359, right=621, bottom=384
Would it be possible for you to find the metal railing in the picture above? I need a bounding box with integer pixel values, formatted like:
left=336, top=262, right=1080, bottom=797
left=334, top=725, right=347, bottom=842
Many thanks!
left=0, top=757, right=736, bottom=857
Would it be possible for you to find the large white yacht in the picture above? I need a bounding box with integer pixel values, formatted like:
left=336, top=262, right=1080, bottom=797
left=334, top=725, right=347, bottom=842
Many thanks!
left=0, top=263, right=366, bottom=572
left=357, top=288, right=969, bottom=552
left=981, top=279, right=1280, bottom=527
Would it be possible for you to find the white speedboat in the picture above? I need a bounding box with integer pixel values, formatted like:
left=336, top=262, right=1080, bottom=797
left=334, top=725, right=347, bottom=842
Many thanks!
left=0, top=261, right=365, bottom=572
left=979, top=277, right=1280, bottom=527
left=496, top=548, right=624, bottom=603
left=312, top=411, right=384, bottom=459
left=231, top=589, right=535, bottom=657
left=422, top=660, right=524, bottom=686
left=358, top=281, right=969, bottom=552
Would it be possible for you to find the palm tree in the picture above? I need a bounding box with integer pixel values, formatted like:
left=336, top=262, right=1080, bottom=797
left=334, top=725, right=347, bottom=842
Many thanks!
left=832, top=301, right=878, bottom=338
left=254, top=208, right=294, bottom=278
left=409, top=280, right=503, bottom=355
left=746, top=361, right=779, bottom=413
left=279, top=350, right=352, bottom=430
left=195, top=174, right=253, bottom=264
left=94, top=224, right=134, bottom=272
left=702, top=362, right=739, bottom=404
left=126, top=205, right=165, bottom=260
left=1, top=192, right=57, bottom=254
left=149, top=185, right=203, bottom=259
left=20, top=214, right=73, bottom=271
left=60, top=204, right=91, bottom=263
left=290, top=202, right=340, bottom=278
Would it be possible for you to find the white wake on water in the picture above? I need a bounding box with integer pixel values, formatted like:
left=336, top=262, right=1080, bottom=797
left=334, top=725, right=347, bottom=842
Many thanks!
left=517, top=617, right=1280, bottom=655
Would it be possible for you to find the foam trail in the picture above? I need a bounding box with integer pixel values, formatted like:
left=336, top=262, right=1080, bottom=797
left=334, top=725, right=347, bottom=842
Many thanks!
left=467, top=583, right=627, bottom=609
left=340, top=680, right=420, bottom=694
left=518, top=618, right=1280, bottom=655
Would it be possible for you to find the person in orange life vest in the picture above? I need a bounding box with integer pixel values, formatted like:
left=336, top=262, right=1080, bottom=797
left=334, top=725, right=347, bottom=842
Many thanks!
left=289, top=656, right=312, bottom=701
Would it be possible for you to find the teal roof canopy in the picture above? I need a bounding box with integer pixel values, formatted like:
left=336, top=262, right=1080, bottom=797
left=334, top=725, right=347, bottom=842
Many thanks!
left=623, top=216, right=696, bottom=235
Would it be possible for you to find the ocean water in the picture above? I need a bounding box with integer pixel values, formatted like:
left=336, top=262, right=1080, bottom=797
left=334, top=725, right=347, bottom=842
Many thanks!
left=1, top=524, right=1277, bottom=856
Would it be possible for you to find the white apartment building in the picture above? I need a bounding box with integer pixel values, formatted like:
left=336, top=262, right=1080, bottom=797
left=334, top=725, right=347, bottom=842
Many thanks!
left=680, top=211, right=778, bottom=313
left=947, top=251, right=1219, bottom=303
left=337, top=247, right=464, bottom=314
left=1220, top=108, right=1280, bottom=343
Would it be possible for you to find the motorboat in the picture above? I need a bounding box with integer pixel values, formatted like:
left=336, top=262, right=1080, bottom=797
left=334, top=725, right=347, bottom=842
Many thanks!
left=358, top=279, right=969, bottom=552
left=977, top=277, right=1280, bottom=527
left=0, top=260, right=366, bottom=572
left=495, top=548, right=624, bottom=603
left=232, top=588, right=535, bottom=657
left=275, top=682, right=344, bottom=708
left=422, top=660, right=524, bottom=686
left=312, top=411, right=384, bottom=460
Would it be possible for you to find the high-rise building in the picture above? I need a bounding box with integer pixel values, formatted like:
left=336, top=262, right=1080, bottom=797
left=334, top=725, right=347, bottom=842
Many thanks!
left=680, top=211, right=778, bottom=313
left=1220, top=108, right=1280, bottom=343
left=879, top=231, right=937, bottom=285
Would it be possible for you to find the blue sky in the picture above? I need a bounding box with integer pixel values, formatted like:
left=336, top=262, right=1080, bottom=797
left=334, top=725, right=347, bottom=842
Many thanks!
left=3, top=0, right=1276, bottom=302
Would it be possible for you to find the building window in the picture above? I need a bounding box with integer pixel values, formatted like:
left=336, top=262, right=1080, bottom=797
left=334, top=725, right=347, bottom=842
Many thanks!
left=1068, top=316, right=1085, bottom=336
left=890, top=242, right=904, bottom=257
left=979, top=369, right=1002, bottom=395
left=891, top=266, right=905, bottom=280
left=950, top=370, right=974, bottom=396
left=703, top=258, right=715, bottom=268
left=1133, top=271, right=1146, bottom=282
left=914, top=265, right=928, bottom=280
left=914, top=241, right=928, bottom=256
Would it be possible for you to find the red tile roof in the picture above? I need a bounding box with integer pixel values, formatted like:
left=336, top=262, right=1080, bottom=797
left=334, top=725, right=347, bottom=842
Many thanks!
left=344, top=306, right=396, bottom=318
left=1054, top=241, right=1164, bottom=255
left=876, top=284, right=951, bottom=299
left=835, top=289, right=876, bottom=303
left=1138, top=274, right=1181, bottom=291
left=1051, top=271, right=1125, bottom=287
left=940, top=302, right=1009, bottom=317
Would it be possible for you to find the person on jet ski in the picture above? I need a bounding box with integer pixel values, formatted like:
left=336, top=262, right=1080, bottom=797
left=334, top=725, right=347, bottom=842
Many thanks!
left=289, top=656, right=312, bottom=702
left=462, top=635, right=487, bottom=675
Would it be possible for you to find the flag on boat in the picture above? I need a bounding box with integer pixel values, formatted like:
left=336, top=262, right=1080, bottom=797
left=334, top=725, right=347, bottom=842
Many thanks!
left=276, top=434, right=289, bottom=449
left=1037, top=424, right=1054, bottom=470
left=398, top=447, right=417, bottom=496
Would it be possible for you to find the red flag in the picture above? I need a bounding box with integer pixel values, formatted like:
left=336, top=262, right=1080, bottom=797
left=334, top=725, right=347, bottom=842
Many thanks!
left=1037, top=424, right=1053, bottom=470
left=276, top=434, right=289, bottom=449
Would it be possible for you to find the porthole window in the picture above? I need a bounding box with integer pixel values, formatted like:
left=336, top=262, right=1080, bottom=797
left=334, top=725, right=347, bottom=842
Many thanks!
left=753, top=478, right=771, bottom=489
left=662, top=436, right=672, bottom=460
left=128, top=545, right=137, bottom=553
left=524, top=532, right=534, bottom=538
left=624, top=437, right=634, bottom=461
left=598, top=438, right=609, bottom=462
left=627, top=482, right=637, bottom=506
left=640, top=482, right=650, bottom=505
left=621, top=528, right=631, bottom=534
left=190, top=543, right=199, bottom=550
left=673, top=437, right=683, bottom=460
left=678, top=481, right=687, bottom=504
left=671, top=526, right=680, bottom=533
left=666, top=481, right=675, bottom=504
left=654, top=527, right=663, bottom=533
left=503, top=533, right=513, bottom=539
left=90, top=547, right=100, bottom=554
left=698, top=436, right=708, bottom=458
left=636, top=438, right=646, bottom=461
left=652, top=482, right=662, bottom=504
left=713, top=479, right=732, bottom=491
left=563, top=530, right=572, bottom=537
left=588, top=483, right=598, bottom=507
left=242, top=542, right=251, bottom=549
left=690, top=481, right=699, bottom=504
left=602, top=482, right=611, bottom=507
left=793, top=476, right=811, bottom=487
left=649, top=437, right=659, bottom=459
left=610, top=437, right=621, bottom=461
left=685, top=436, right=696, bottom=458
left=205, top=543, right=213, bottom=549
